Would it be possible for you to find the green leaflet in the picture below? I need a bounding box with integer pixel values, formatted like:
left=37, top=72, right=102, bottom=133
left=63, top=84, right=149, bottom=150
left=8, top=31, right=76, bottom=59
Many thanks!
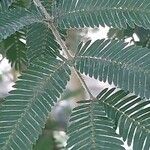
left=0, top=0, right=31, bottom=10
left=26, top=22, right=60, bottom=62
left=40, top=0, right=53, bottom=14
left=0, top=31, right=27, bottom=71
left=97, top=88, right=150, bottom=150
left=11, top=0, right=32, bottom=8
left=67, top=100, right=125, bottom=150
left=1, top=0, right=150, bottom=150
left=75, top=39, right=150, bottom=99
left=0, top=7, right=43, bottom=41
left=0, top=0, right=13, bottom=10
left=56, top=0, right=150, bottom=29
left=0, top=56, right=71, bottom=150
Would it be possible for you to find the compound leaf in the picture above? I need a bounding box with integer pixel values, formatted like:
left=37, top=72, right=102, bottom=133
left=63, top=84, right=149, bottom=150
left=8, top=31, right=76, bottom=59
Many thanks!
left=0, top=56, right=71, bottom=150
left=75, top=39, right=150, bottom=99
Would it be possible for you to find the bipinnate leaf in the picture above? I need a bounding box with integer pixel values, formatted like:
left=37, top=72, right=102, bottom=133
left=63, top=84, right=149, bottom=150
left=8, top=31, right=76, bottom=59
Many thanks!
left=67, top=100, right=125, bottom=150
left=75, top=39, right=150, bottom=99
left=27, top=23, right=60, bottom=62
left=0, top=7, right=43, bottom=41
left=0, top=56, right=71, bottom=150
left=56, top=0, right=150, bottom=29
left=97, top=88, right=150, bottom=150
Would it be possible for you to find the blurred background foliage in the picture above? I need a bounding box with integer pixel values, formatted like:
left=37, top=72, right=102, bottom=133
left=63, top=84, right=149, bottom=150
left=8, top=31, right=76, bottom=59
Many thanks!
left=1, top=0, right=150, bottom=149
left=108, top=25, right=150, bottom=48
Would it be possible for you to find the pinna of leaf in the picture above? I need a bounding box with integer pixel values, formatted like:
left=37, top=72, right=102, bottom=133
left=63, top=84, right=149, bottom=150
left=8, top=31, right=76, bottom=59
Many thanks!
left=0, top=0, right=150, bottom=150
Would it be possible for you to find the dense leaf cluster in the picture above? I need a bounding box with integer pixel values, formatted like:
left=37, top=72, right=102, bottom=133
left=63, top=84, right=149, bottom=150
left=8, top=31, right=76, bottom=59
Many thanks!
left=0, top=0, right=150, bottom=150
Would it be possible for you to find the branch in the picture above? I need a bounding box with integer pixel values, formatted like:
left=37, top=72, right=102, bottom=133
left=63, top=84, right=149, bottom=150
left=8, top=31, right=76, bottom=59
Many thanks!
left=33, top=0, right=73, bottom=60
left=33, top=0, right=94, bottom=99
left=48, top=23, right=73, bottom=60
left=33, top=0, right=52, bottom=20
left=74, top=68, right=95, bottom=100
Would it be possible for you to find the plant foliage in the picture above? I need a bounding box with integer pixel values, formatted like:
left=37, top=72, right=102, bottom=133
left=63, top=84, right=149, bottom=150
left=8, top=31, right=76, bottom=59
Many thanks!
left=0, top=31, right=27, bottom=70
left=0, top=56, right=71, bottom=149
left=0, top=0, right=13, bottom=10
left=108, top=25, right=150, bottom=48
left=0, top=0, right=150, bottom=150
left=27, top=22, right=60, bottom=61
left=56, top=0, right=150, bottom=29
left=97, top=88, right=150, bottom=150
left=0, top=6, right=42, bottom=41
left=67, top=100, right=125, bottom=150
left=75, top=39, right=150, bottom=99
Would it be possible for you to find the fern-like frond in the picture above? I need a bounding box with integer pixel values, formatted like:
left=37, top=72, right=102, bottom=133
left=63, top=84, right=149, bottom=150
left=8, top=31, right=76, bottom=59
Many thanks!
left=0, top=7, right=43, bottom=41
left=27, top=23, right=60, bottom=62
left=0, top=56, right=71, bottom=150
left=56, top=0, right=150, bottom=29
left=74, top=39, right=150, bottom=99
left=67, top=100, right=125, bottom=150
left=97, top=88, right=150, bottom=150
left=0, top=31, right=27, bottom=71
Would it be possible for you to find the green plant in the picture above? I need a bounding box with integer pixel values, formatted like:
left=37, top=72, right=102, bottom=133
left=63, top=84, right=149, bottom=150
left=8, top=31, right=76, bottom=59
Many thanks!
left=108, top=25, right=150, bottom=48
left=0, top=0, right=150, bottom=149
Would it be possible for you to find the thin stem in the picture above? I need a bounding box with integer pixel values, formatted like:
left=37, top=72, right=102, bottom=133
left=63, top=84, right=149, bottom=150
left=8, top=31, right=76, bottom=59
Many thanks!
left=57, top=52, right=68, bottom=62
left=33, top=0, right=94, bottom=100
left=33, top=0, right=52, bottom=21
left=33, top=0, right=73, bottom=60
left=74, top=68, right=95, bottom=100
left=48, top=23, right=73, bottom=60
